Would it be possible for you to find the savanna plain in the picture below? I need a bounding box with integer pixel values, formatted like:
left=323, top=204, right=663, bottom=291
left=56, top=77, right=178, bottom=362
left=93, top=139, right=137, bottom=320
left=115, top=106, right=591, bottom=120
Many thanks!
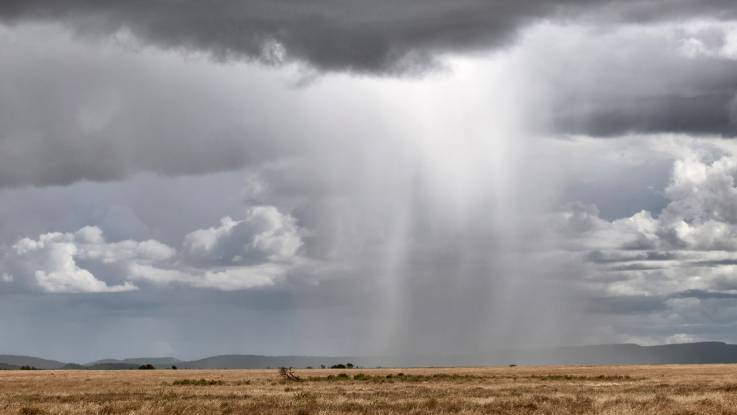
left=2, top=365, right=737, bottom=415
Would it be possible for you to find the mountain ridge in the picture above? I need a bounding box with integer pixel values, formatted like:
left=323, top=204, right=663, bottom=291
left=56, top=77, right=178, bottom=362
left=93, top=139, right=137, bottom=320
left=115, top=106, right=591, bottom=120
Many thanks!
left=4, top=342, right=737, bottom=369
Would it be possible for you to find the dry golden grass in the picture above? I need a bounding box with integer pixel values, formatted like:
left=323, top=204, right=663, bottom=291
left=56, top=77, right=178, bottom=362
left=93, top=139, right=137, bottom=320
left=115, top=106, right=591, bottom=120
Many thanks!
left=2, top=365, right=737, bottom=414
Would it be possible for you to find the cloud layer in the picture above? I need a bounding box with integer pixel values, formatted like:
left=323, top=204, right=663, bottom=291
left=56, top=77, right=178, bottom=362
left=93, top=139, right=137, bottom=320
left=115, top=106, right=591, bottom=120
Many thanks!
left=4, top=18, right=737, bottom=191
left=2, top=1, right=737, bottom=74
left=546, top=137, right=737, bottom=345
left=1, top=206, right=304, bottom=293
left=4, top=4, right=737, bottom=357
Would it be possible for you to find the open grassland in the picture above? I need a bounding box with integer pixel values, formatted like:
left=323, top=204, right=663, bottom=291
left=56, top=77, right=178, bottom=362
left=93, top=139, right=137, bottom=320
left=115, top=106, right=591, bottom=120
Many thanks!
left=2, top=365, right=737, bottom=414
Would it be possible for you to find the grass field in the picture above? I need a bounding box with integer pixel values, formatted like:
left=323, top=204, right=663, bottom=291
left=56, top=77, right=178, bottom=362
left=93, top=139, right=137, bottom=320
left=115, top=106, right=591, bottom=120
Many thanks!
left=2, top=365, right=737, bottom=414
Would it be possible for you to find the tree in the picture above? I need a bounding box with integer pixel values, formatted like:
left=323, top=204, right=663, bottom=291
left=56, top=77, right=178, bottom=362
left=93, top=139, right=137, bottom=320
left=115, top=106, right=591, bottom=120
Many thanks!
left=138, top=364, right=155, bottom=370
left=278, top=367, right=301, bottom=382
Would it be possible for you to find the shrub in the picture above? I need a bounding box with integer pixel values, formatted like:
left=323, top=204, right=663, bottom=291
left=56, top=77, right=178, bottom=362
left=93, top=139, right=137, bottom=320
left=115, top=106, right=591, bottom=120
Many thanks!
left=330, top=364, right=346, bottom=369
left=138, top=364, right=155, bottom=370
left=172, top=378, right=224, bottom=386
left=278, top=367, right=301, bottom=382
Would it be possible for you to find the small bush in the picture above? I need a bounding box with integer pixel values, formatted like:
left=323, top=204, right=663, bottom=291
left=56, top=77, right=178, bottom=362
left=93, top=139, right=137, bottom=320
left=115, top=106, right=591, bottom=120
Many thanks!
left=138, top=364, right=155, bottom=370
left=278, top=367, right=301, bottom=382
left=171, top=378, right=224, bottom=386
left=330, top=364, right=346, bottom=369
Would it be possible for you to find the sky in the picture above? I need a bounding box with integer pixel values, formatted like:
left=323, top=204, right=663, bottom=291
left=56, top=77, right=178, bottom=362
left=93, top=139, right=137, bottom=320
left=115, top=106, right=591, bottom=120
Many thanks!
left=3, top=1, right=737, bottom=362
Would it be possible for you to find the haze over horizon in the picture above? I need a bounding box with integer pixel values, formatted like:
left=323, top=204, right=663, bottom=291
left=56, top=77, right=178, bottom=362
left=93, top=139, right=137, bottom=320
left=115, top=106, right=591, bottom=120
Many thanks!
left=3, top=1, right=737, bottom=363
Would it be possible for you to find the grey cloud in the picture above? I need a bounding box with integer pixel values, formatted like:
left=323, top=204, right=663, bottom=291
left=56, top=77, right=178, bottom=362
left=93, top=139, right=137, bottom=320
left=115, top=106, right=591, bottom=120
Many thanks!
left=5, top=8, right=737, bottom=191
left=515, top=22, right=737, bottom=137
left=0, top=24, right=323, bottom=189
left=0, top=0, right=551, bottom=74
left=608, top=263, right=666, bottom=271
left=1, top=1, right=737, bottom=75
left=692, top=259, right=737, bottom=267
left=585, top=250, right=678, bottom=264
left=584, top=295, right=669, bottom=314
left=672, top=289, right=737, bottom=300
left=554, top=92, right=737, bottom=137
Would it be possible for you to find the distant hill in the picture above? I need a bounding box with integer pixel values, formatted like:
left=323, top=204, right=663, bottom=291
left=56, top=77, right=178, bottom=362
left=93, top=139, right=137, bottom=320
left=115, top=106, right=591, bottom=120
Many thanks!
left=383, top=342, right=737, bottom=367
left=184, top=355, right=359, bottom=369
left=0, top=355, right=66, bottom=369
left=86, top=362, right=140, bottom=370
left=89, top=357, right=181, bottom=369
left=540, top=342, right=737, bottom=365
left=5, top=342, right=737, bottom=369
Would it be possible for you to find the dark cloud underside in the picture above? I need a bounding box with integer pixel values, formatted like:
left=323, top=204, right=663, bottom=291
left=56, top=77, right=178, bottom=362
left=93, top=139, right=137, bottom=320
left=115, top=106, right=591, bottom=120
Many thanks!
left=0, top=1, right=736, bottom=74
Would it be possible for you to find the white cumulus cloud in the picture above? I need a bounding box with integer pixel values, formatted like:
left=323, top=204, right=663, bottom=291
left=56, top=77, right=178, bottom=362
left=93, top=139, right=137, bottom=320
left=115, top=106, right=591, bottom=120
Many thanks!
left=0, top=205, right=307, bottom=293
left=8, top=229, right=142, bottom=293
left=183, top=206, right=303, bottom=264
left=555, top=140, right=737, bottom=299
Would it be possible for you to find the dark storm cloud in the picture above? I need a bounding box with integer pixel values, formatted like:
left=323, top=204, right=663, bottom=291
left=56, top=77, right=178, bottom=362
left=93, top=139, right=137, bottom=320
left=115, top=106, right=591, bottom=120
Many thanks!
left=585, top=250, right=678, bottom=264
left=0, top=25, right=311, bottom=189
left=672, top=289, right=737, bottom=300
left=1, top=0, right=736, bottom=74
left=1, top=2, right=737, bottom=190
left=584, top=295, right=669, bottom=314
left=554, top=89, right=737, bottom=137
left=690, top=259, right=737, bottom=267
left=608, top=263, right=666, bottom=271
left=517, top=21, right=737, bottom=137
